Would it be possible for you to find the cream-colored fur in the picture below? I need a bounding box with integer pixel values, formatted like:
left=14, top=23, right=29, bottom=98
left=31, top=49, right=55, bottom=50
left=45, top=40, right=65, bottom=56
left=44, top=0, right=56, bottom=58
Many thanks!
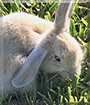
left=0, top=0, right=83, bottom=96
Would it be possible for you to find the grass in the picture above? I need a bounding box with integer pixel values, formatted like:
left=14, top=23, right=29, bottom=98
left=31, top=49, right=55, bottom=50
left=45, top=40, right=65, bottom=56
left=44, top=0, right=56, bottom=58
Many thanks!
left=0, top=0, right=90, bottom=104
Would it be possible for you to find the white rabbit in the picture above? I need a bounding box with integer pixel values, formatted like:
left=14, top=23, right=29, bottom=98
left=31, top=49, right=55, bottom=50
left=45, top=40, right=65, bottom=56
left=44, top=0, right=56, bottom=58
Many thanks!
left=0, top=0, right=83, bottom=96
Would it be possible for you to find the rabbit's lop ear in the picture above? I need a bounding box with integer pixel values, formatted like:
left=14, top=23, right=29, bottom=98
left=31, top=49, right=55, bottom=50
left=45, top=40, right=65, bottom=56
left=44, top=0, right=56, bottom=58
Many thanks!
left=55, top=0, right=75, bottom=32
left=12, top=46, right=48, bottom=88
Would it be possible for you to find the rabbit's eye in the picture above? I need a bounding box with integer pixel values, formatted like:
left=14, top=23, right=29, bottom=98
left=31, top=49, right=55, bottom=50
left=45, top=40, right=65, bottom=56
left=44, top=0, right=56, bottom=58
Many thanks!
left=54, top=55, right=61, bottom=62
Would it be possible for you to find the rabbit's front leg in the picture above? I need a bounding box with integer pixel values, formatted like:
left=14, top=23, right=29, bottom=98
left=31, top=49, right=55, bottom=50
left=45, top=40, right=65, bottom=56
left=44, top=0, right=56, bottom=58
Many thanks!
left=3, top=54, right=26, bottom=94
left=3, top=54, right=36, bottom=95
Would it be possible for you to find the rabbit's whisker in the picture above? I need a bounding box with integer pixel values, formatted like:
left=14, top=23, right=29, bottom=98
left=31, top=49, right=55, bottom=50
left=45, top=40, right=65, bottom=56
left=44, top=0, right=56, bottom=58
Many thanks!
left=47, top=54, right=55, bottom=60
left=50, top=58, right=56, bottom=63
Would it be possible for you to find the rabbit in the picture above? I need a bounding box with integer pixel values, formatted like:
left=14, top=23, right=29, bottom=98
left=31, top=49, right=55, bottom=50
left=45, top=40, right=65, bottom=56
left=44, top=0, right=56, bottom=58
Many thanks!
left=0, top=0, right=83, bottom=96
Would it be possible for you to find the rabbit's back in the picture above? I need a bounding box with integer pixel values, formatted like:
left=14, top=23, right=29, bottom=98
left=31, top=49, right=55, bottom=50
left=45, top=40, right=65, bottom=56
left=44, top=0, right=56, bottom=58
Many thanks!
left=0, top=12, right=53, bottom=95
left=1, top=12, right=53, bottom=55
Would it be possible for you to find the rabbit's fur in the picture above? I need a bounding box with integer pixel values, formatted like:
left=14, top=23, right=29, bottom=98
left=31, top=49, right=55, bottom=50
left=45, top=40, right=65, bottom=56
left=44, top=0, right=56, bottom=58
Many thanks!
left=0, top=1, right=83, bottom=96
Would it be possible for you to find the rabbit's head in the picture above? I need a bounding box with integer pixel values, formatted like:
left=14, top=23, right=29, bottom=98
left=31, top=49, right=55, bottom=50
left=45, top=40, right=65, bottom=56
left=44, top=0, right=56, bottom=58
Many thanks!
left=12, top=0, right=83, bottom=88
left=40, top=31, right=83, bottom=78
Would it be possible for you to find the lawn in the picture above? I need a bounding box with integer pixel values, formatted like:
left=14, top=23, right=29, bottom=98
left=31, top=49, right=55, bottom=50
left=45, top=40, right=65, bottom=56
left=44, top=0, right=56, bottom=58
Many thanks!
left=0, top=0, right=90, bottom=104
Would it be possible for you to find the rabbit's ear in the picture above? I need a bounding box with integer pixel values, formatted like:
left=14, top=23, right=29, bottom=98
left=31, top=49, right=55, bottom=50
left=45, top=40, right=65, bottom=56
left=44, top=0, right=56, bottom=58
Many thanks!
left=11, top=0, right=75, bottom=88
left=54, top=0, right=75, bottom=32
left=11, top=30, right=56, bottom=88
left=12, top=46, right=48, bottom=88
